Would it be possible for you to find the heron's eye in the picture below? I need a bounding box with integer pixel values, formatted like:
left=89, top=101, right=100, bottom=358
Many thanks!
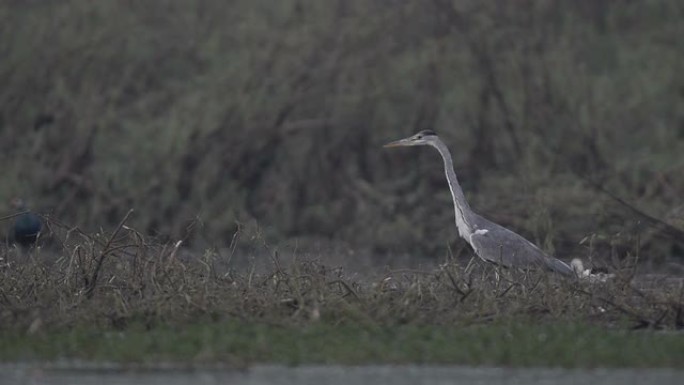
left=415, top=135, right=422, bottom=140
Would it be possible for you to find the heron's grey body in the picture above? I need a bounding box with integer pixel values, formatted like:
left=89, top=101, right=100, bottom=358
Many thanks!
left=467, top=215, right=574, bottom=275
left=384, top=130, right=574, bottom=276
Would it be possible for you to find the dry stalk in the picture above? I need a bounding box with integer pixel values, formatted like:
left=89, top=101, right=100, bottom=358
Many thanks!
left=85, top=209, right=134, bottom=298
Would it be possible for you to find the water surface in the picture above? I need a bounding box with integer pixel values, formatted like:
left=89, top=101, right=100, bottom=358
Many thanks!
left=3, top=363, right=683, bottom=385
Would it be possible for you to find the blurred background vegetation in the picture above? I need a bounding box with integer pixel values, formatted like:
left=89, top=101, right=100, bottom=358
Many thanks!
left=1, top=0, right=683, bottom=266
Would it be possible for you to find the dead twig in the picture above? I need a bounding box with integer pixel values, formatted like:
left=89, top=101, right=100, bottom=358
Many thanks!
left=85, top=209, right=134, bottom=299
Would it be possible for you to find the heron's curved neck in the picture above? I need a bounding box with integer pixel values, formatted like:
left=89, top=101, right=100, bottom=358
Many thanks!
left=431, top=139, right=474, bottom=238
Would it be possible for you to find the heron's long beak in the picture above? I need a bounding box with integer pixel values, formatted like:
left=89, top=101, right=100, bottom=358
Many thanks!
left=383, top=138, right=411, bottom=148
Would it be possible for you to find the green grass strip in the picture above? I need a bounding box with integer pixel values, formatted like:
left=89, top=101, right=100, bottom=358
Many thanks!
left=2, top=321, right=683, bottom=368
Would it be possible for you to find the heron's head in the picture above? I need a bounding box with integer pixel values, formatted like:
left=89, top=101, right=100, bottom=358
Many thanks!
left=383, top=130, right=438, bottom=148
left=10, top=198, right=27, bottom=210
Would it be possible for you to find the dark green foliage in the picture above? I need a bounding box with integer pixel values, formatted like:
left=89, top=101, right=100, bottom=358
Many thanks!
left=0, top=1, right=683, bottom=262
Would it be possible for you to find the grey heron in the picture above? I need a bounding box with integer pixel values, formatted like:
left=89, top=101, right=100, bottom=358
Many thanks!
left=384, top=130, right=575, bottom=276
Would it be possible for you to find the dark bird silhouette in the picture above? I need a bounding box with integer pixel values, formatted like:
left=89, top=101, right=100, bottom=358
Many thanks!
left=10, top=198, right=42, bottom=249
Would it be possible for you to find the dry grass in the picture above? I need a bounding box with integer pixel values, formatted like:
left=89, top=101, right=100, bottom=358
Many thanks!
left=2, top=216, right=683, bottom=335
